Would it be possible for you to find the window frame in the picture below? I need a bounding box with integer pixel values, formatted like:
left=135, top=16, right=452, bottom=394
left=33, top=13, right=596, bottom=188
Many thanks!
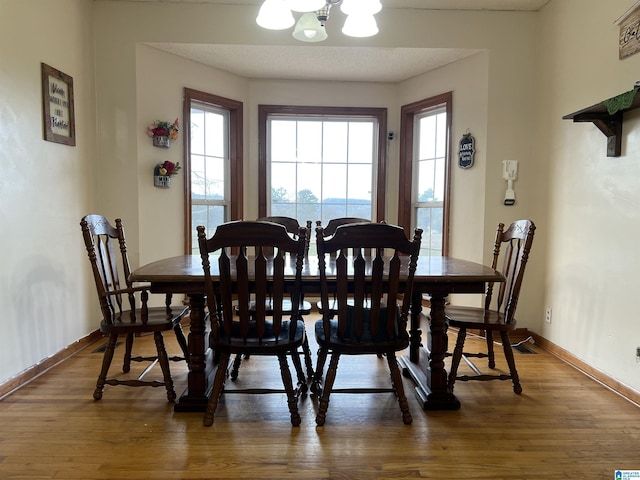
left=258, top=105, right=387, bottom=222
left=183, top=88, right=243, bottom=254
left=398, top=92, right=452, bottom=255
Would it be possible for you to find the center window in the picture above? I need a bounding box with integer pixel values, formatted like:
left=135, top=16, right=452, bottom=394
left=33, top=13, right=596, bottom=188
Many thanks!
left=258, top=106, right=388, bottom=227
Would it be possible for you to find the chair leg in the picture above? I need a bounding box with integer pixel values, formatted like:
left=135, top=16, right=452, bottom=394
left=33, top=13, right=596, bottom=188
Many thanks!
left=153, top=332, right=176, bottom=402
left=123, top=333, right=134, bottom=373
left=316, top=352, right=340, bottom=426
left=311, top=346, right=328, bottom=395
left=500, top=331, right=522, bottom=394
left=173, top=321, right=190, bottom=363
left=302, top=336, right=314, bottom=378
left=290, top=346, right=308, bottom=393
left=448, top=328, right=467, bottom=392
left=94, top=334, right=118, bottom=400
left=203, top=353, right=230, bottom=426
left=387, top=352, right=412, bottom=425
left=486, top=330, right=496, bottom=369
left=230, top=354, right=243, bottom=381
left=277, top=353, right=302, bottom=427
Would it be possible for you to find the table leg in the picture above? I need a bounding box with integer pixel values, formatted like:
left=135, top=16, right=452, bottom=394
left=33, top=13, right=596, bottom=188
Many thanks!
left=400, top=292, right=460, bottom=410
left=174, top=293, right=211, bottom=412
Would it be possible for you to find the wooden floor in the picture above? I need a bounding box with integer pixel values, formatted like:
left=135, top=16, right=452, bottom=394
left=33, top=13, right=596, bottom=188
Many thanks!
left=1, top=314, right=639, bottom=479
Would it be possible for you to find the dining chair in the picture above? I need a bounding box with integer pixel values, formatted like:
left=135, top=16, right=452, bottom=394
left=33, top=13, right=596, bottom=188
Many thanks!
left=314, top=217, right=372, bottom=317
left=227, top=216, right=314, bottom=383
left=312, top=222, right=422, bottom=426
left=444, top=219, right=536, bottom=394
left=197, top=220, right=309, bottom=426
left=80, top=214, right=189, bottom=402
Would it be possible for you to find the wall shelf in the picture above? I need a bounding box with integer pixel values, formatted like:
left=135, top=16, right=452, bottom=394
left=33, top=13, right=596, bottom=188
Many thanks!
left=563, top=86, right=640, bottom=157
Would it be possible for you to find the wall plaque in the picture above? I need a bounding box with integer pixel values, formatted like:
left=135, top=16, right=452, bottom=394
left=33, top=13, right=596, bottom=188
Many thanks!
left=617, top=1, right=640, bottom=60
left=41, top=63, right=76, bottom=146
left=458, top=132, right=475, bottom=169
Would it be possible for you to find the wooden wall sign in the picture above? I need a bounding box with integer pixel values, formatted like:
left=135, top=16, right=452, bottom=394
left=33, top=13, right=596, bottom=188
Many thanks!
left=617, top=1, right=640, bottom=60
left=458, top=132, right=475, bottom=169
left=41, top=63, right=76, bottom=146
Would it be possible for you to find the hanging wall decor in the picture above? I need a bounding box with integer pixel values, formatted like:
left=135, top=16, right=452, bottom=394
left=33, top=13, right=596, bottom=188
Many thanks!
left=458, top=131, right=475, bottom=169
left=41, top=63, right=76, bottom=146
left=147, top=118, right=180, bottom=148
left=617, top=0, right=640, bottom=59
left=153, top=160, right=181, bottom=188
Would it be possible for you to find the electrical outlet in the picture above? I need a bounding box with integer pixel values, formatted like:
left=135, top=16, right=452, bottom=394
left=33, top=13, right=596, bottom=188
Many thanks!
left=545, top=307, right=552, bottom=324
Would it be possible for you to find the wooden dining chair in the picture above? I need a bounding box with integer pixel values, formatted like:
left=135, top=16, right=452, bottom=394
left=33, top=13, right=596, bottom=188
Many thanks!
left=227, top=216, right=314, bottom=382
left=315, top=217, right=373, bottom=317
left=197, top=220, right=309, bottom=426
left=312, top=222, right=422, bottom=426
left=80, top=214, right=189, bottom=402
left=444, top=219, right=536, bottom=395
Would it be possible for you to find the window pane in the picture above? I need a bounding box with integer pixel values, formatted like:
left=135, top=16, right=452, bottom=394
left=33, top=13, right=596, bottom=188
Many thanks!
left=191, top=205, right=226, bottom=251
left=205, top=111, right=225, bottom=158
left=348, top=122, right=373, bottom=164
left=297, top=121, right=322, bottom=164
left=417, top=159, right=435, bottom=201
left=323, top=122, right=348, bottom=163
left=271, top=121, right=296, bottom=161
left=191, top=109, right=205, bottom=155
left=271, top=162, right=296, bottom=203
left=205, top=156, right=225, bottom=200
left=347, top=164, right=372, bottom=203
left=418, top=115, right=437, bottom=160
left=298, top=163, right=321, bottom=203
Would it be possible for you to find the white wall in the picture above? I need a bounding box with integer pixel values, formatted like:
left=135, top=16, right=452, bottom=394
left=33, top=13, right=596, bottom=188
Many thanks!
left=535, top=0, right=640, bottom=391
left=0, top=0, right=98, bottom=384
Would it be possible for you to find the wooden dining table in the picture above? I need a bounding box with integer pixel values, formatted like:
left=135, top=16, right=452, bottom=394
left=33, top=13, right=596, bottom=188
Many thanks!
left=130, top=254, right=504, bottom=412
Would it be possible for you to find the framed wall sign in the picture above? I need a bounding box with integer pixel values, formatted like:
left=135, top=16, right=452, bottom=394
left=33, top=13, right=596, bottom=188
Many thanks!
left=41, top=63, right=76, bottom=146
left=616, top=1, right=640, bottom=60
left=458, top=132, right=475, bottom=169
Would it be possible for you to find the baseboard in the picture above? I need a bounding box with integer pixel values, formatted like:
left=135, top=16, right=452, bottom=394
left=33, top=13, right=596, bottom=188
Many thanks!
left=0, top=330, right=103, bottom=401
left=530, top=333, right=640, bottom=408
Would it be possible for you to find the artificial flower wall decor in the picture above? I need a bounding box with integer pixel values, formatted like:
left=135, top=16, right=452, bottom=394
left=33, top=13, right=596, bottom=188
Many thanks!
left=147, top=118, right=179, bottom=148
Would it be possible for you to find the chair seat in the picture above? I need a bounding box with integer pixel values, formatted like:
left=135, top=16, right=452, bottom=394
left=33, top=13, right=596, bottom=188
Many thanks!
left=445, top=305, right=517, bottom=332
left=315, top=318, right=408, bottom=353
left=99, top=306, right=189, bottom=334
left=212, top=318, right=306, bottom=355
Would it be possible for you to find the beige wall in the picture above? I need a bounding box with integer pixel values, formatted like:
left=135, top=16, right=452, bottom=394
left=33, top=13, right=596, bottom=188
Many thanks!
left=536, top=0, right=640, bottom=391
left=0, top=0, right=97, bottom=383
left=2, top=0, right=639, bottom=396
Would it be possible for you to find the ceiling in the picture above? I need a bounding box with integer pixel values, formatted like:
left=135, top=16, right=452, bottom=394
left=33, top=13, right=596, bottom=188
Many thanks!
left=128, top=0, right=551, bottom=82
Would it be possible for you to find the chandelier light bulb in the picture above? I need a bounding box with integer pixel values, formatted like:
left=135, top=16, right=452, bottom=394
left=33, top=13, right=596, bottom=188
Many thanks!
left=256, top=0, right=295, bottom=30
left=292, top=12, right=328, bottom=42
left=342, top=13, right=379, bottom=37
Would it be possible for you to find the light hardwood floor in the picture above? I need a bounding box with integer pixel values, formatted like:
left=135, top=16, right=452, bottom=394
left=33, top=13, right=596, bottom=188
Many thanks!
left=0, top=315, right=638, bottom=479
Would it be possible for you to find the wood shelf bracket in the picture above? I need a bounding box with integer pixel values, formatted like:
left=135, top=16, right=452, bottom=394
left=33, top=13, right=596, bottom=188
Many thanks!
left=563, top=86, right=640, bottom=157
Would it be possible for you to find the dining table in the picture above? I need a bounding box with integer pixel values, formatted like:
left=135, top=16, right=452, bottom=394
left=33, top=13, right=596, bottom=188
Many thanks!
left=130, top=254, right=504, bottom=412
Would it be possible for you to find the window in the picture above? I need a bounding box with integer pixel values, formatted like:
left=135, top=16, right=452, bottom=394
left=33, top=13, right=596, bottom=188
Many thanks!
left=399, top=92, right=452, bottom=256
left=258, top=106, right=387, bottom=225
left=183, top=88, right=243, bottom=253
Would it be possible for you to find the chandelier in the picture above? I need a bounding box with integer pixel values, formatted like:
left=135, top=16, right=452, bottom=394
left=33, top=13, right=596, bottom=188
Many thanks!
left=256, top=0, right=382, bottom=42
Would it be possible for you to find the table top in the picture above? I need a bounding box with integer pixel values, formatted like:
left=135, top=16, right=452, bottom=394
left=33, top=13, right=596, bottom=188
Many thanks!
left=131, top=254, right=504, bottom=295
